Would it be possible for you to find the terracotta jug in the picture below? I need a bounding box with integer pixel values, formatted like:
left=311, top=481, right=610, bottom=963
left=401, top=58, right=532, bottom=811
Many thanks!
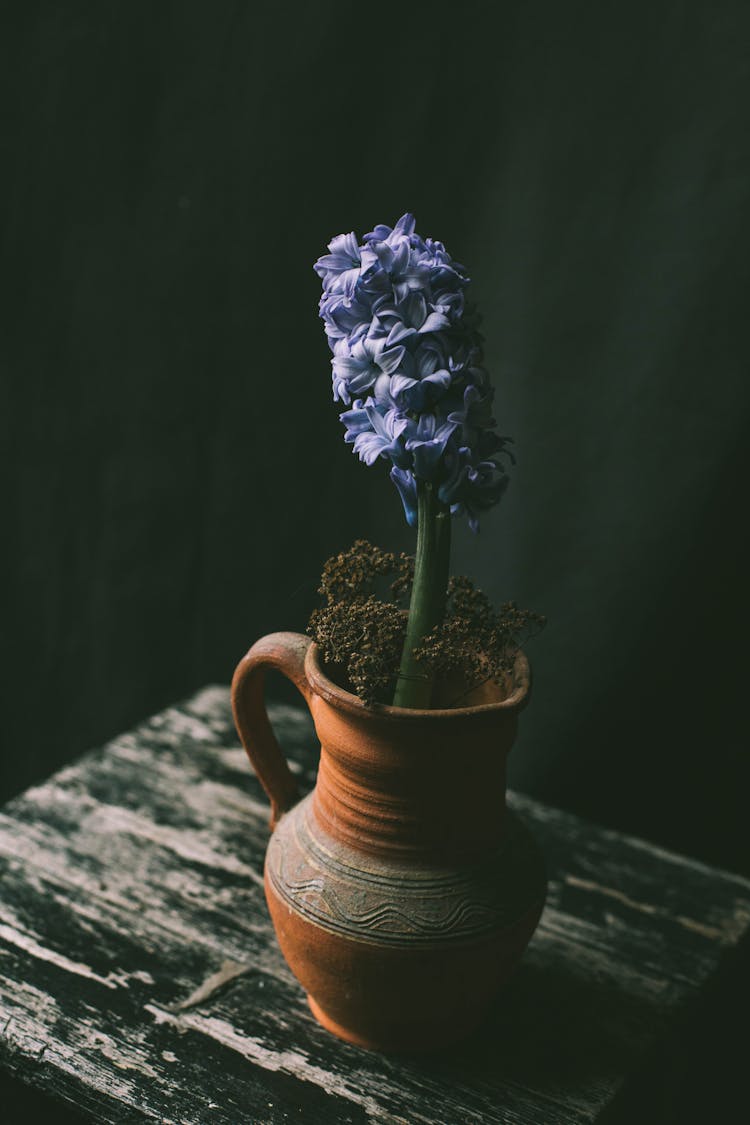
left=231, top=631, right=546, bottom=1052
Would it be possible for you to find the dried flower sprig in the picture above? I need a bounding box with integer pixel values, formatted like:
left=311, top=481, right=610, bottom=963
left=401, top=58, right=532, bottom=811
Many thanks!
left=316, top=540, right=413, bottom=606
left=308, top=596, right=406, bottom=707
left=414, top=577, right=546, bottom=703
left=308, top=544, right=545, bottom=709
left=309, top=541, right=410, bottom=705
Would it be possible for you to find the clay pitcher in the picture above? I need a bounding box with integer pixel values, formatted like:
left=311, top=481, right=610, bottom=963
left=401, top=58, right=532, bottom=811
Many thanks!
left=231, top=631, right=546, bottom=1052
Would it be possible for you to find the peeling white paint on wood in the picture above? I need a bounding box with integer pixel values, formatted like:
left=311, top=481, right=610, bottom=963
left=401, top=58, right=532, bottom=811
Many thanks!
left=84, top=802, right=267, bottom=885
left=0, top=919, right=120, bottom=990
left=145, top=1005, right=387, bottom=1120
left=1, top=687, right=748, bottom=1124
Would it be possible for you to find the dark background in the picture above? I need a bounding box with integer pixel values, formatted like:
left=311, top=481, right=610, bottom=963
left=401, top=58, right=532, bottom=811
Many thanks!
left=3, top=1, right=749, bottom=882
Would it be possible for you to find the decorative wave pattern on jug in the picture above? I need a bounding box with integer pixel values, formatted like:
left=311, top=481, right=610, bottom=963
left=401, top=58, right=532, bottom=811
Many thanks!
left=267, top=794, right=546, bottom=948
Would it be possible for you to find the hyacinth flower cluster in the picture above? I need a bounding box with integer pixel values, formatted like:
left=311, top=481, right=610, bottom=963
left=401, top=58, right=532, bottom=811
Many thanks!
left=314, top=214, right=513, bottom=709
left=313, top=212, right=512, bottom=533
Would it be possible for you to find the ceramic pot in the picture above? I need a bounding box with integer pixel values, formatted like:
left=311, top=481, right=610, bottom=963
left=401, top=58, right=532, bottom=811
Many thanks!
left=231, top=631, right=546, bottom=1052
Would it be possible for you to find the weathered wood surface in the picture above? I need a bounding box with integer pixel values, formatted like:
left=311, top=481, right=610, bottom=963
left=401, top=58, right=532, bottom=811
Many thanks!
left=1, top=688, right=749, bottom=1124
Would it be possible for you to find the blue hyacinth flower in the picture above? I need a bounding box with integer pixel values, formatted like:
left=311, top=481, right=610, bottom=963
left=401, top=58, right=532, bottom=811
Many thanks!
left=314, top=213, right=511, bottom=530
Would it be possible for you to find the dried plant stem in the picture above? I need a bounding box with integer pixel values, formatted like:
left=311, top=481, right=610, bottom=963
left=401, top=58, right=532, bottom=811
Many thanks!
left=392, top=482, right=451, bottom=709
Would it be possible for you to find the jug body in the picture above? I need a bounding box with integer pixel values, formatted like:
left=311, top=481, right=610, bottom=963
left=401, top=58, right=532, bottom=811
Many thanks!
left=232, top=632, right=546, bottom=1050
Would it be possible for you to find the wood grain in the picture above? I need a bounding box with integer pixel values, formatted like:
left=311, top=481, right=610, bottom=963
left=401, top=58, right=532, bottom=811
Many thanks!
left=1, top=687, right=748, bottom=1123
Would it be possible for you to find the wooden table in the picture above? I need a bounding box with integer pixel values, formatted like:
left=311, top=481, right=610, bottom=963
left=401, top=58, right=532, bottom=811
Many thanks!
left=1, top=687, right=748, bottom=1124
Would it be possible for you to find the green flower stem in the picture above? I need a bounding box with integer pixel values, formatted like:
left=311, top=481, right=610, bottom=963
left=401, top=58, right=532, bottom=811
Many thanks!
left=392, top=481, right=452, bottom=709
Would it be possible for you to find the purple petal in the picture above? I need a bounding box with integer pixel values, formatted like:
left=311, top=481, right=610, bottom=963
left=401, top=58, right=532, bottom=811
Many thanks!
left=390, top=466, right=418, bottom=526
left=390, top=373, right=418, bottom=402
left=394, top=213, right=416, bottom=236
left=353, top=432, right=387, bottom=465
left=377, top=345, right=406, bottom=376
left=327, top=232, right=359, bottom=260
left=418, top=310, right=451, bottom=333
left=373, top=242, right=395, bottom=271
left=386, top=322, right=417, bottom=347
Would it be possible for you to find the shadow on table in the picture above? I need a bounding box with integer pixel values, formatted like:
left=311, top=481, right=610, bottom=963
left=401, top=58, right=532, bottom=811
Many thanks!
left=596, top=927, right=750, bottom=1124
left=0, top=1073, right=88, bottom=1125
left=407, top=931, right=748, bottom=1122
left=413, top=954, right=674, bottom=1107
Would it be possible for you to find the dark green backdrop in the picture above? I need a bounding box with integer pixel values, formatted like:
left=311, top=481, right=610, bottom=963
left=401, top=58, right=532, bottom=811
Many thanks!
left=3, top=1, right=749, bottom=874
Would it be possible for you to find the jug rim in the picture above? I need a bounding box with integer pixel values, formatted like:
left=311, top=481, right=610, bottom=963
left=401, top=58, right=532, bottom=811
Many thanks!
left=304, top=643, right=530, bottom=720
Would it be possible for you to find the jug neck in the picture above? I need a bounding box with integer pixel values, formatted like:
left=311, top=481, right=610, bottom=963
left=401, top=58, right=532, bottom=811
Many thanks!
left=310, top=711, right=515, bottom=862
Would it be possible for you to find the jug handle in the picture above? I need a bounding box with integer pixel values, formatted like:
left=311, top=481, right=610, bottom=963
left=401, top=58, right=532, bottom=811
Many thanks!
left=231, top=632, right=312, bottom=831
